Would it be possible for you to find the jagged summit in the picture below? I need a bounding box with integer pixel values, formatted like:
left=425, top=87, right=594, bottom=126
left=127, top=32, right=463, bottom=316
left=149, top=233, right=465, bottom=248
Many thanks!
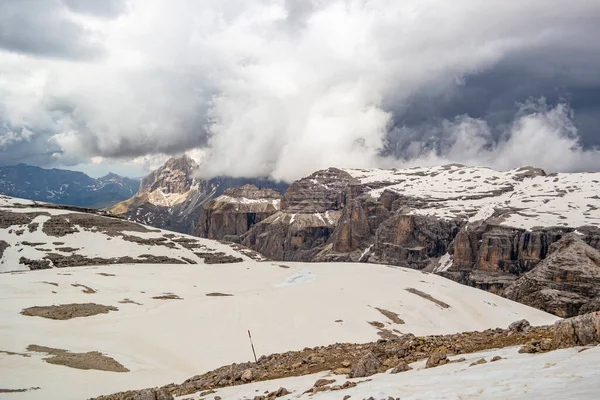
left=109, top=156, right=287, bottom=233
left=138, top=155, right=200, bottom=196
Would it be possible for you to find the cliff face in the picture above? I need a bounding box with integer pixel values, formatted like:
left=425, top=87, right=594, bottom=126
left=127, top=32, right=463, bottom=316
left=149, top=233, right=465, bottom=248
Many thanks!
left=503, top=233, right=600, bottom=317
left=197, top=185, right=282, bottom=241
left=200, top=163, right=600, bottom=316
left=239, top=168, right=351, bottom=260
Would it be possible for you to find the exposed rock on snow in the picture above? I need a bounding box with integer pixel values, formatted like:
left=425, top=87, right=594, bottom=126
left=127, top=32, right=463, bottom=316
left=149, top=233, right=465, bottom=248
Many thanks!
left=389, top=360, right=412, bottom=374
left=425, top=349, right=449, bottom=368
left=508, top=319, right=531, bottom=333
left=93, top=323, right=557, bottom=399
left=553, top=311, right=600, bottom=348
left=349, top=352, right=381, bottom=378
left=0, top=195, right=253, bottom=272
left=21, top=303, right=118, bottom=320
left=27, top=345, right=129, bottom=372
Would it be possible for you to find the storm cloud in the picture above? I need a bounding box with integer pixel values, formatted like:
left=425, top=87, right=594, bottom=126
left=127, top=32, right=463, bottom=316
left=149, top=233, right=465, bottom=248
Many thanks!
left=1, top=0, right=600, bottom=181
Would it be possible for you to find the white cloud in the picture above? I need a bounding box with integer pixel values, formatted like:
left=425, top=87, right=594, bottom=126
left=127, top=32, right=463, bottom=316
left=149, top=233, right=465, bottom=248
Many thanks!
left=1, top=0, right=600, bottom=179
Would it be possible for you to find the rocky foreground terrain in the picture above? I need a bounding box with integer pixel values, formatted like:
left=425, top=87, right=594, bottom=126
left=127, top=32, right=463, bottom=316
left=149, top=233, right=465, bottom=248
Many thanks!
left=92, top=312, right=600, bottom=400
left=110, top=156, right=287, bottom=234
left=197, top=165, right=600, bottom=317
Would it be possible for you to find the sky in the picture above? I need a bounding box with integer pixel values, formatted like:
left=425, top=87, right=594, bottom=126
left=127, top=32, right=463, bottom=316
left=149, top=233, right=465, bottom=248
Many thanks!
left=1, top=0, right=600, bottom=181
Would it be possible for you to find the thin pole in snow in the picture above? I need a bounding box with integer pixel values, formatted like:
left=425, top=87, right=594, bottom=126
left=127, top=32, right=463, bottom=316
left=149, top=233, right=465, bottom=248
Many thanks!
left=248, top=330, right=258, bottom=363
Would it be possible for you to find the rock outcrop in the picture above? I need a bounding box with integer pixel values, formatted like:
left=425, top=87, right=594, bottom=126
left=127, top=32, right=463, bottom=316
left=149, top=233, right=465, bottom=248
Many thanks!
left=110, top=156, right=287, bottom=234
left=197, top=185, right=282, bottom=242
left=504, top=234, right=600, bottom=317
left=238, top=168, right=351, bottom=260
left=553, top=311, right=600, bottom=348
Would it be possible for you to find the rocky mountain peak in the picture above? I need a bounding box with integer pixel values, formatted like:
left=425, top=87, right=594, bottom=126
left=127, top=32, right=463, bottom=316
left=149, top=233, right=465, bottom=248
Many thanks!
left=139, top=155, right=200, bottom=195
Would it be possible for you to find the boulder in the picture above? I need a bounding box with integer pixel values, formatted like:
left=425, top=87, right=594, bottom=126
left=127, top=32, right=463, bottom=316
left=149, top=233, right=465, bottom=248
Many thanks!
left=553, top=312, right=600, bottom=348
left=518, top=339, right=553, bottom=354
left=350, top=351, right=381, bottom=378
left=241, top=368, right=254, bottom=382
left=425, top=349, right=449, bottom=368
left=469, top=358, right=487, bottom=366
left=508, top=319, right=531, bottom=333
left=390, top=360, right=412, bottom=374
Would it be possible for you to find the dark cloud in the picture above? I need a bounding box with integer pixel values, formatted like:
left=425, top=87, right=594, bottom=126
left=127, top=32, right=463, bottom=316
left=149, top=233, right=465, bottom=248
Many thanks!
left=0, top=0, right=105, bottom=60
left=384, top=29, right=600, bottom=158
left=1, top=0, right=600, bottom=179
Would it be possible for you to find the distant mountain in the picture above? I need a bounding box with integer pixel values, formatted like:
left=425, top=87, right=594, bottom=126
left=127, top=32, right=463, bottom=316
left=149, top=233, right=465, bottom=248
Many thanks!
left=109, top=155, right=288, bottom=234
left=0, top=164, right=139, bottom=209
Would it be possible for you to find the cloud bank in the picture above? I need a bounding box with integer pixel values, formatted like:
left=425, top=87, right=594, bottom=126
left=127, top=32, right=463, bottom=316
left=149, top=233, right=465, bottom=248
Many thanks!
left=1, top=0, right=600, bottom=181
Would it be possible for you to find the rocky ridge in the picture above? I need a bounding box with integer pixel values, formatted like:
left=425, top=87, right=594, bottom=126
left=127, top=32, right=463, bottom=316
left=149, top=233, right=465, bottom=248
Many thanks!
left=110, top=156, right=287, bottom=234
left=0, top=164, right=139, bottom=209
left=199, top=164, right=600, bottom=317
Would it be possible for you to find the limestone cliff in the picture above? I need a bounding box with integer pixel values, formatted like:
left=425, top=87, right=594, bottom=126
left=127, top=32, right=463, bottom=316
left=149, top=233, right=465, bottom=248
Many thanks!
left=197, top=185, right=282, bottom=241
left=504, top=233, right=600, bottom=317
left=199, top=164, right=600, bottom=316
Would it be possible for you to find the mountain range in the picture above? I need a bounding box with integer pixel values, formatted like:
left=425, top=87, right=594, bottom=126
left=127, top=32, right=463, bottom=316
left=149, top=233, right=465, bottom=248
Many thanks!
left=0, top=164, right=139, bottom=209
left=108, top=155, right=288, bottom=233
left=107, top=157, right=600, bottom=319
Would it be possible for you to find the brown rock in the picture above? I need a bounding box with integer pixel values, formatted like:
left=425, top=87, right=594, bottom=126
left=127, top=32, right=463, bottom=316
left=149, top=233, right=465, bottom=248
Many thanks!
left=425, top=349, right=449, bottom=368
left=390, top=360, right=412, bottom=374
left=508, top=319, right=530, bottom=333
left=241, top=368, right=254, bottom=382
left=519, top=339, right=553, bottom=354
left=314, top=379, right=335, bottom=387
left=350, top=351, right=381, bottom=378
left=469, top=358, right=487, bottom=366
left=553, top=312, right=600, bottom=348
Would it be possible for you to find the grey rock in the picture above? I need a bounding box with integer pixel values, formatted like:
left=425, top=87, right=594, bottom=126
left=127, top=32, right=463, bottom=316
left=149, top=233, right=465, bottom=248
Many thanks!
left=425, top=350, right=448, bottom=368
left=390, top=360, right=412, bottom=374
left=553, top=312, right=600, bottom=348
left=508, top=319, right=530, bottom=333
left=350, top=351, right=381, bottom=378
left=505, top=234, right=600, bottom=317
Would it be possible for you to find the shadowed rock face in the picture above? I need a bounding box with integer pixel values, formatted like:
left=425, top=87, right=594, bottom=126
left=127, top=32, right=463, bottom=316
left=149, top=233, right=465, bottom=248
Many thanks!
left=441, top=224, right=600, bottom=296
left=504, top=234, right=600, bottom=317
left=197, top=185, right=282, bottom=241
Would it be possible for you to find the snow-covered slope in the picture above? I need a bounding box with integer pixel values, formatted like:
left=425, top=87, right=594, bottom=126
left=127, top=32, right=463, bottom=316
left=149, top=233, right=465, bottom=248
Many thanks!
left=343, top=165, right=600, bottom=230
left=205, top=345, right=600, bottom=400
left=0, top=195, right=253, bottom=272
left=0, top=261, right=557, bottom=399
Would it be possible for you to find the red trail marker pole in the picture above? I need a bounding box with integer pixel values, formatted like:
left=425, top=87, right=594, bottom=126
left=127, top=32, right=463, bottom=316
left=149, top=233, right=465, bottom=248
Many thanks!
left=248, top=330, right=258, bottom=363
